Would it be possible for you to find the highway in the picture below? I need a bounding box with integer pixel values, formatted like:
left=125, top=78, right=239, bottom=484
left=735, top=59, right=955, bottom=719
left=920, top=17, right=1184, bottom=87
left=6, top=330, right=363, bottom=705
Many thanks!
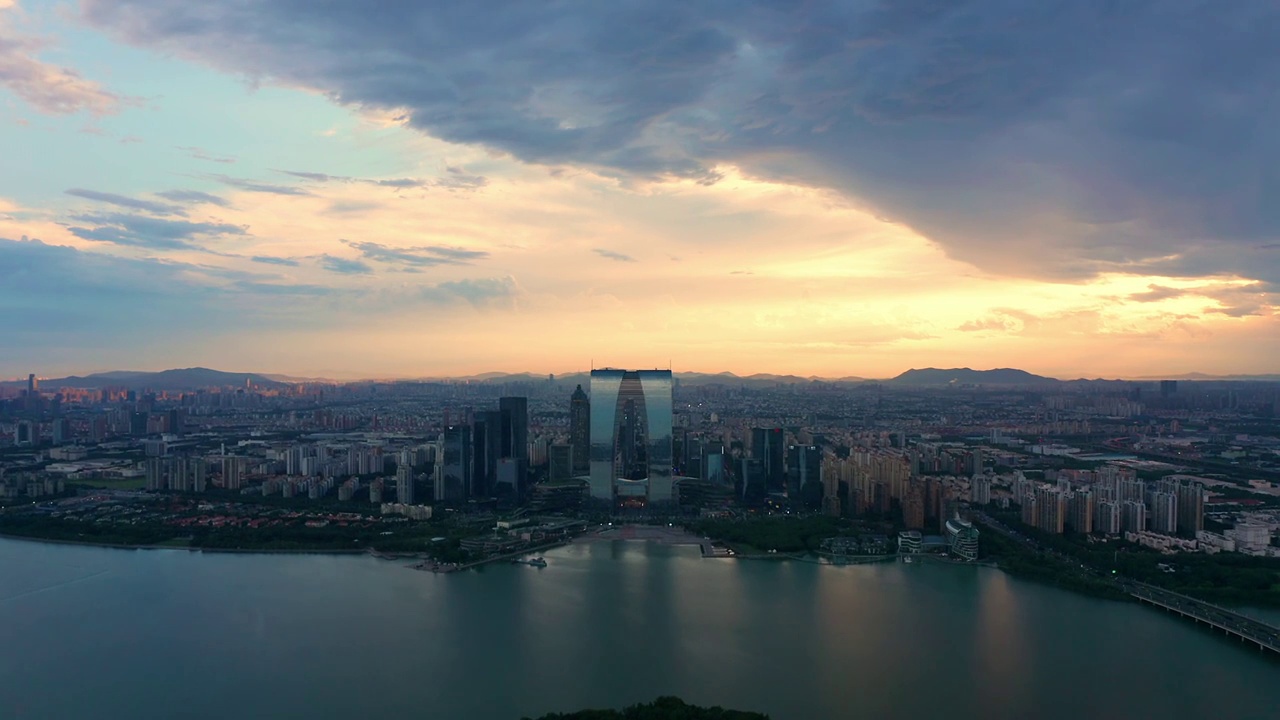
left=1123, top=581, right=1280, bottom=655
left=974, top=512, right=1280, bottom=656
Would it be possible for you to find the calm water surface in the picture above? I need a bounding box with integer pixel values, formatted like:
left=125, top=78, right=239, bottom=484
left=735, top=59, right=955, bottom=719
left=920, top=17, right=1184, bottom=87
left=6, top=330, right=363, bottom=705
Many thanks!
left=1, top=537, right=1277, bottom=720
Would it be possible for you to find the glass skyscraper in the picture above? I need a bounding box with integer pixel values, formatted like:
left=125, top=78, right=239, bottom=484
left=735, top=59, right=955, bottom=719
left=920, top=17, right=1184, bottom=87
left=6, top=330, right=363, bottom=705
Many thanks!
left=589, top=369, right=673, bottom=505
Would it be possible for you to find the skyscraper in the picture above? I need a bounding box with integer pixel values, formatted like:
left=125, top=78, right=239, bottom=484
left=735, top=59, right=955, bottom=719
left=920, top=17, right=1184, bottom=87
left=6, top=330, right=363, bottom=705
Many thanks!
left=787, top=444, right=822, bottom=508
left=27, top=373, right=37, bottom=394
left=441, top=425, right=472, bottom=503
left=499, top=396, right=529, bottom=497
left=588, top=369, right=673, bottom=505
left=472, top=410, right=502, bottom=497
left=751, top=427, right=785, bottom=495
left=569, top=384, right=590, bottom=476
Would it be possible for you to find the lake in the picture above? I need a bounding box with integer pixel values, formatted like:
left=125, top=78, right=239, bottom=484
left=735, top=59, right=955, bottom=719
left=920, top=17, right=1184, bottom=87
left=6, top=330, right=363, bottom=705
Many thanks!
left=1, top=536, right=1277, bottom=719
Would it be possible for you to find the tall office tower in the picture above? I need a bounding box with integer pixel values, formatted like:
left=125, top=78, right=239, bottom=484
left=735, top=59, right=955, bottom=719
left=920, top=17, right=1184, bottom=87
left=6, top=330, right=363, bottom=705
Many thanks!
left=223, top=456, right=243, bottom=490
left=1096, top=501, right=1122, bottom=534
left=971, top=476, right=992, bottom=505
left=396, top=464, right=415, bottom=504
left=569, top=385, right=590, bottom=476
left=1067, top=490, right=1094, bottom=534
left=1121, top=500, right=1147, bottom=533
left=499, top=396, right=529, bottom=497
left=1150, top=491, right=1177, bottom=534
left=787, top=444, right=823, bottom=507
left=1035, top=486, right=1066, bottom=534
left=441, top=425, right=472, bottom=503
left=589, top=369, right=674, bottom=505
left=167, top=409, right=183, bottom=436
left=702, top=451, right=725, bottom=485
left=51, top=418, right=71, bottom=445
left=471, top=410, right=502, bottom=497
left=1160, top=380, right=1178, bottom=397
left=130, top=411, right=149, bottom=437
left=27, top=373, right=37, bottom=394
left=751, top=428, right=786, bottom=495
left=739, top=457, right=766, bottom=505
left=14, top=420, right=34, bottom=447
left=549, top=444, right=573, bottom=483
left=1176, top=481, right=1204, bottom=536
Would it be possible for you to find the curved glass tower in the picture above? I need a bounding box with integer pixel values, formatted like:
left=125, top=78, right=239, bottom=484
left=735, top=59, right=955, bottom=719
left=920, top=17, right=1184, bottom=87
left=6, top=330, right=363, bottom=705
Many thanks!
left=589, top=369, right=674, bottom=506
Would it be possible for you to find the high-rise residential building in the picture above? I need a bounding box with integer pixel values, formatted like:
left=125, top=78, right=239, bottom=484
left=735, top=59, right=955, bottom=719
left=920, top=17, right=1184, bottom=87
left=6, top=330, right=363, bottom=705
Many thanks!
left=1096, top=501, right=1122, bottom=534
left=549, top=444, right=573, bottom=483
left=222, top=456, right=244, bottom=490
left=751, top=427, right=785, bottom=495
left=902, top=480, right=926, bottom=530
left=569, top=385, right=590, bottom=477
left=1035, top=486, right=1065, bottom=534
left=396, top=464, right=414, bottom=504
left=588, top=369, right=674, bottom=505
left=971, top=476, right=992, bottom=506
left=1176, top=481, right=1204, bottom=536
left=145, top=457, right=165, bottom=491
left=1067, top=490, right=1093, bottom=534
left=1150, top=491, right=1177, bottom=535
left=1121, top=500, right=1147, bottom=533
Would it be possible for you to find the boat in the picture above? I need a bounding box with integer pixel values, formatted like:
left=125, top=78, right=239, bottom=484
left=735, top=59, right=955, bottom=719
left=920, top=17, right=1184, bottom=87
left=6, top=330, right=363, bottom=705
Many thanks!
left=528, top=557, right=547, bottom=567
left=904, top=556, right=914, bottom=564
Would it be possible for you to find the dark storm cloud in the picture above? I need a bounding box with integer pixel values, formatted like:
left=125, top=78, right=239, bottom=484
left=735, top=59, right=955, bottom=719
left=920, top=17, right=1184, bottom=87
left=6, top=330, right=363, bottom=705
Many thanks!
left=594, top=248, right=635, bottom=262
left=65, top=212, right=248, bottom=250
left=342, top=239, right=488, bottom=267
left=82, top=0, right=1280, bottom=284
left=65, top=188, right=182, bottom=215
left=155, top=189, right=232, bottom=207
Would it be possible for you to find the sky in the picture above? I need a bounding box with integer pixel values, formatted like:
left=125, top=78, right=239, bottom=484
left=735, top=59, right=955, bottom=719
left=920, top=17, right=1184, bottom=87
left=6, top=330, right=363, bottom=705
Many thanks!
left=1, top=0, right=1277, bottom=381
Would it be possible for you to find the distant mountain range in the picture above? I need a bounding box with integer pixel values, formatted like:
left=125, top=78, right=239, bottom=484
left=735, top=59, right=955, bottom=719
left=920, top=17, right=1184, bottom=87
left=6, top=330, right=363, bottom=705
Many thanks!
left=887, top=367, right=1059, bottom=385
left=8, top=366, right=1276, bottom=391
left=5, top=367, right=286, bottom=391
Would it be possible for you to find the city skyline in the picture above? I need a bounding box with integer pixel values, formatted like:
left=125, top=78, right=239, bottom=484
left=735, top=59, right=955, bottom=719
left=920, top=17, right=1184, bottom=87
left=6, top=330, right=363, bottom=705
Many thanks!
left=2, top=1, right=1278, bottom=379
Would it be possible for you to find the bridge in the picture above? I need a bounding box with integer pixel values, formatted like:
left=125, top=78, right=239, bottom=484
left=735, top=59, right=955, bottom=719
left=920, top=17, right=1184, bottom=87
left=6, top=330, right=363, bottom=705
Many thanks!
left=1122, top=581, right=1280, bottom=656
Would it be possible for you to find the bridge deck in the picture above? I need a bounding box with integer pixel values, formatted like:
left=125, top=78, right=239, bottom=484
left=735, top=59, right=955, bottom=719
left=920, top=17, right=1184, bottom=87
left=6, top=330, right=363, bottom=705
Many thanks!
left=1125, top=583, right=1280, bottom=655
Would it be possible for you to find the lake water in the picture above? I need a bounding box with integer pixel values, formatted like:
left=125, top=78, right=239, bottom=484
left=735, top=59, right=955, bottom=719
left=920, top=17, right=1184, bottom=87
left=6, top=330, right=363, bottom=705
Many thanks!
left=2, top=536, right=1278, bottom=720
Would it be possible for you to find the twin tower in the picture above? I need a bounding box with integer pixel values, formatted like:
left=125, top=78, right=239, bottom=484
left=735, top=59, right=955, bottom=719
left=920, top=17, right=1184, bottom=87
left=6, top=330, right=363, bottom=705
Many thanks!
left=588, top=369, right=673, bottom=507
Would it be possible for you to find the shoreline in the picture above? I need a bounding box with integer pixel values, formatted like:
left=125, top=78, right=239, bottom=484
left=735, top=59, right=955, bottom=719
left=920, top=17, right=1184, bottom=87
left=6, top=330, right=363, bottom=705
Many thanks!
left=0, top=532, right=369, bottom=555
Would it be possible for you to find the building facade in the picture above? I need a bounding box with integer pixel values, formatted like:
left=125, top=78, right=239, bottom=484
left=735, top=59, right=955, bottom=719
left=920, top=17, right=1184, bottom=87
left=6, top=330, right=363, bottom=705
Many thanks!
left=588, top=369, right=673, bottom=506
